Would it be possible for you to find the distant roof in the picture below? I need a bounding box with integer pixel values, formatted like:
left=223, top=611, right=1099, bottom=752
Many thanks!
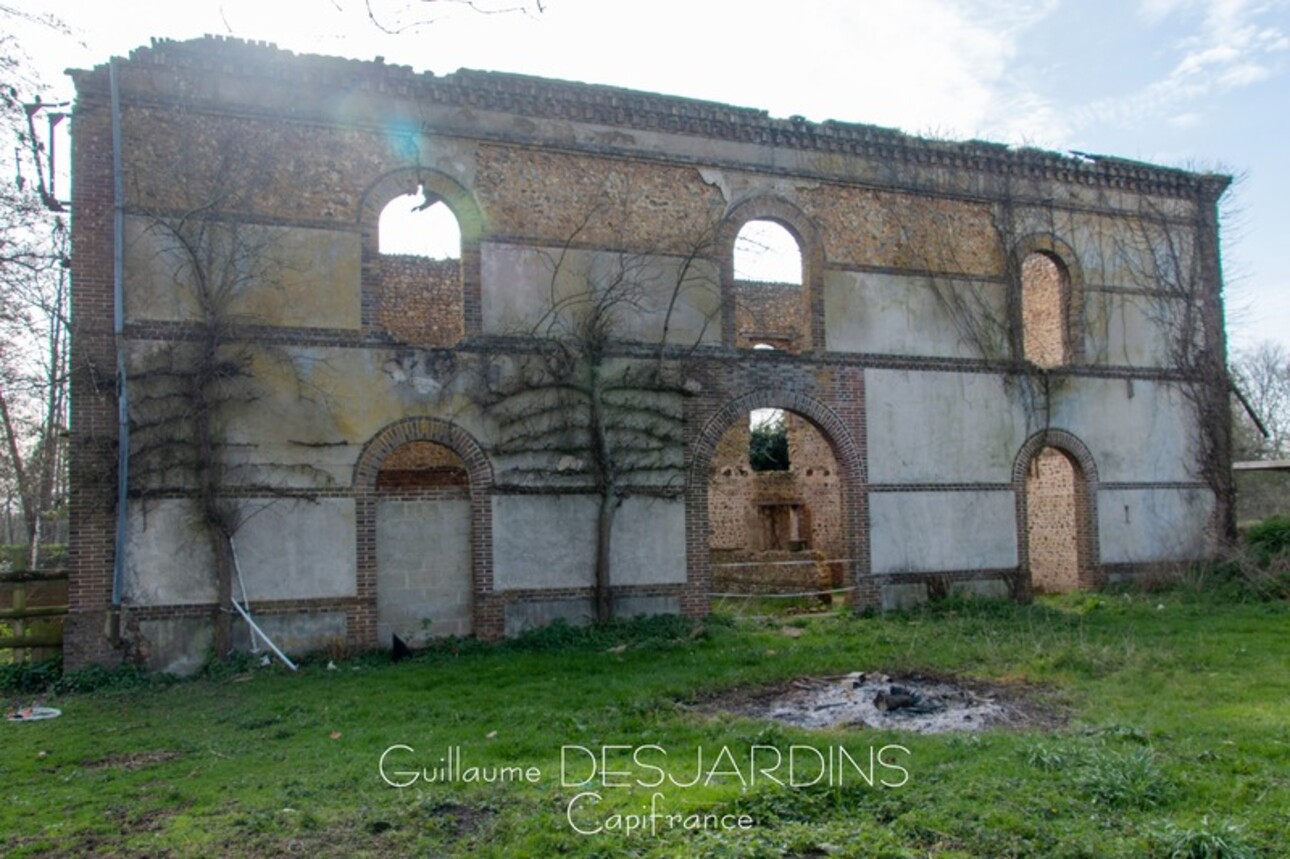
left=1233, top=460, right=1290, bottom=472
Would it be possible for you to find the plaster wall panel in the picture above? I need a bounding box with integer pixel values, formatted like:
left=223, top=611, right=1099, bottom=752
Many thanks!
left=824, top=270, right=1007, bottom=358
left=866, top=369, right=1028, bottom=484
left=1098, top=487, right=1215, bottom=564
left=1012, top=205, right=1196, bottom=289
left=492, top=494, right=597, bottom=590
left=230, top=611, right=348, bottom=654
left=122, top=217, right=361, bottom=329
left=1083, top=290, right=1178, bottom=368
left=123, top=499, right=217, bottom=606
left=481, top=243, right=721, bottom=346
left=233, top=499, right=357, bottom=600
left=609, top=496, right=687, bottom=585
left=138, top=618, right=213, bottom=676
left=870, top=491, right=1017, bottom=574
left=1047, top=379, right=1197, bottom=484
left=124, top=344, right=494, bottom=489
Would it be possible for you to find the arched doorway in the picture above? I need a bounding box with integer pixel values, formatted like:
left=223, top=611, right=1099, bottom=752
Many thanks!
left=352, top=418, right=494, bottom=645
left=689, top=388, right=870, bottom=610
left=1015, top=432, right=1100, bottom=594
left=375, top=440, right=473, bottom=643
left=708, top=409, right=845, bottom=598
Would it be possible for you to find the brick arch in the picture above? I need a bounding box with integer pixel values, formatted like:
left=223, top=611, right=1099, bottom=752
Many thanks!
left=720, top=196, right=826, bottom=351
left=1011, top=233, right=1086, bottom=365
left=356, top=167, right=487, bottom=337
left=351, top=417, right=496, bottom=644
left=1012, top=429, right=1101, bottom=595
left=354, top=416, right=493, bottom=491
left=686, top=389, right=873, bottom=611
left=358, top=167, right=485, bottom=242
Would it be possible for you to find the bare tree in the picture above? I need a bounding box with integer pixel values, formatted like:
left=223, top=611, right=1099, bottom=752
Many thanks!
left=127, top=127, right=334, bottom=657
left=1117, top=189, right=1235, bottom=540
left=481, top=196, right=721, bottom=621
left=0, top=225, right=69, bottom=566
left=1231, top=341, right=1290, bottom=460
left=360, top=0, right=544, bottom=33
left=0, top=12, right=72, bottom=566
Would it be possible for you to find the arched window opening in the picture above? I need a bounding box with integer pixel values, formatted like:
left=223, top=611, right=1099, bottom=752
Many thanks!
left=375, top=186, right=464, bottom=347
left=708, top=410, right=844, bottom=601
left=1025, top=447, right=1081, bottom=594
left=378, top=186, right=461, bottom=259
left=1021, top=251, right=1070, bottom=368
left=734, top=220, right=802, bottom=285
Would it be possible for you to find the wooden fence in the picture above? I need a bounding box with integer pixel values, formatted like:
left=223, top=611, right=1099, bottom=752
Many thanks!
left=0, top=569, right=67, bottom=662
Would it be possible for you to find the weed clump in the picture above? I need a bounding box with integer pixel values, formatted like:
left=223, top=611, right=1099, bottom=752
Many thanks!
left=0, top=656, right=169, bottom=695
left=1151, top=816, right=1256, bottom=859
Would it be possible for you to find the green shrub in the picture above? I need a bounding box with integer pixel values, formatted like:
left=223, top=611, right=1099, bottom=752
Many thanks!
left=0, top=657, right=63, bottom=693
left=0, top=543, right=67, bottom=572
left=748, top=416, right=789, bottom=472
left=1244, top=515, right=1290, bottom=563
left=0, top=656, right=171, bottom=695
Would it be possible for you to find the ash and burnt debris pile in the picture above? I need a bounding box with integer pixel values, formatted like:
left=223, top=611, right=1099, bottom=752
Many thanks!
left=746, top=672, right=1020, bottom=733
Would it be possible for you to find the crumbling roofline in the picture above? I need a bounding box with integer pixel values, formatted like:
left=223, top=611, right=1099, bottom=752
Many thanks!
left=70, top=35, right=1228, bottom=202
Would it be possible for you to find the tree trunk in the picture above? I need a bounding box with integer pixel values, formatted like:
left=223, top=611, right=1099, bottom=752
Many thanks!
left=210, top=525, right=234, bottom=658
left=594, top=489, right=616, bottom=623
left=587, top=361, right=616, bottom=623
left=0, top=388, right=38, bottom=555
left=193, top=340, right=234, bottom=657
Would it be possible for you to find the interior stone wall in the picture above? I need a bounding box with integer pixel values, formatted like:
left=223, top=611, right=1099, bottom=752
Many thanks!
left=1025, top=447, right=1080, bottom=593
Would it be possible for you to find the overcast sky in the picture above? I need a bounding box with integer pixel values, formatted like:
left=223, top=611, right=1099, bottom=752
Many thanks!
left=11, top=0, right=1290, bottom=354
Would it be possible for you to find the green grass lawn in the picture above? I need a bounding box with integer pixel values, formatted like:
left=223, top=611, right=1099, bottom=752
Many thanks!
left=2, top=592, right=1288, bottom=857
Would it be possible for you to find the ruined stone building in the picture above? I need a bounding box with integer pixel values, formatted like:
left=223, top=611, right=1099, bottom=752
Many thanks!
left=66, top=37, right=1231, bottom=672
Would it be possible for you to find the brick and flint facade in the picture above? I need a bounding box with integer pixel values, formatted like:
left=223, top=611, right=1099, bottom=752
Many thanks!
left=67, top=37, right=1231, bottom=671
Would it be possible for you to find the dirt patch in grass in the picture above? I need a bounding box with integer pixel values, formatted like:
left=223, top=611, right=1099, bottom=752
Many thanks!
left=700, top=671, right=1065, bottom=733
left=428, top=801, right=496, bottom=837
left=82, top=750, right=182, bottom=770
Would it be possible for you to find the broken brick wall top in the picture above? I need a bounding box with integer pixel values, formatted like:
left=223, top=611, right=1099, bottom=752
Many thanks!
left=72, top=36, right=1227, bottom=204
left=71, top=35, right=1231, bottom=364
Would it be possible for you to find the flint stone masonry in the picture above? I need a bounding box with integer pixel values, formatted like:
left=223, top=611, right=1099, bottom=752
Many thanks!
left=66, top=36, right=1231, bottom=670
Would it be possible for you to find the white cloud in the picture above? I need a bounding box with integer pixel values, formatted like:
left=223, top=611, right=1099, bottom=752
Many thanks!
left=1167, top=111, right=1203, bottom=126
left=994, top=0, right=1288, bottom=148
